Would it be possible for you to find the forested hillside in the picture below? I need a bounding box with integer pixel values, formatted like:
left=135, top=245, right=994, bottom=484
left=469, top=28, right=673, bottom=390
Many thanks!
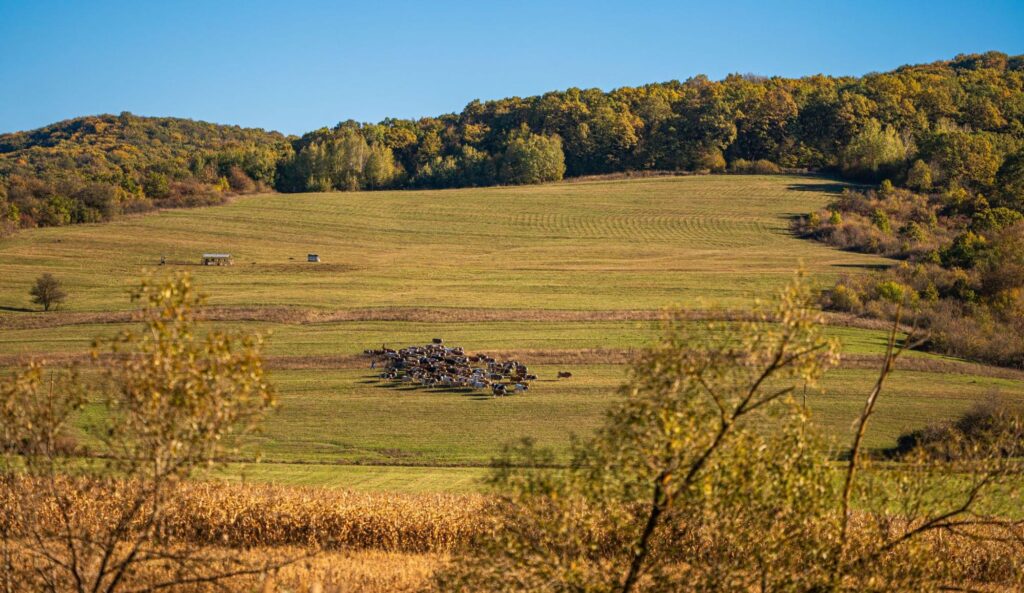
left=0, top=114, right=292, bottom=234
left=276, top=51, right=1024, bottom=196
left=2, top=51, right=1023, bottom=237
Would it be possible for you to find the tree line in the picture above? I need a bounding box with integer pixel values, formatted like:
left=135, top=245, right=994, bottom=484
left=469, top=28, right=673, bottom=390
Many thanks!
left=2, top=50, right=1023, bottom=237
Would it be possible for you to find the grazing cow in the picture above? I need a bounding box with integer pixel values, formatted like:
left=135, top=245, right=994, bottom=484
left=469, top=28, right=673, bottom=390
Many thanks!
left=557, top=371, right=573, bottom=379
left=367, top=341, right=535, bottom=395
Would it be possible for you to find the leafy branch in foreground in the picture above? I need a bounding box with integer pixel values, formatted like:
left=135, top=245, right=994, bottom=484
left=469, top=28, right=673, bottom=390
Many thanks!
left=0, top=272, right=292, bottom=593
left=437, top=274, right=1024, bottom=592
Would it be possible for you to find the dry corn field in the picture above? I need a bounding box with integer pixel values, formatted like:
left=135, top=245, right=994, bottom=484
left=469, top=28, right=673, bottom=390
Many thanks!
left=1, top=478, right=486, bottom=553
left=3, top=477, right=1023, bottom=592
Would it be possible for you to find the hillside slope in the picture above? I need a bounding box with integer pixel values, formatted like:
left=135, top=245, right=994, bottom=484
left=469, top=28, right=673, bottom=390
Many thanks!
left=0, top=175, right=880, bottom=313
left=0, top=113, right=292, bottom=230
left=3, top=175, right=1023, bottom=478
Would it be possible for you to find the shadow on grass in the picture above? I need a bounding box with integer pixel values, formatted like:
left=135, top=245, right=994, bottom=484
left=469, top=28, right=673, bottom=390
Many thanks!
left=832, top=263, right=891, bottom=271
left=369, top=379, right=521, bottom=401
left=0, top=306, right=35, bottom=313
left=786, top=182, right=848, bottom=195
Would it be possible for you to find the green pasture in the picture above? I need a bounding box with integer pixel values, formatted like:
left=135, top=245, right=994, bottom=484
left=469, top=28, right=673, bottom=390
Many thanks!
left=71, top=365, right=1024, bottom=468
left=2, top=175, right=1022, bottom=493
left=0, top=175, right=882, bottom=312
left=0, top=318, right=945, bottom=359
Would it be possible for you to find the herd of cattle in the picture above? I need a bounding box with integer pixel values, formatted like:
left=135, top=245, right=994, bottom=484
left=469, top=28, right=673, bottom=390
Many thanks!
left=364, top=339, right=570, bottom=396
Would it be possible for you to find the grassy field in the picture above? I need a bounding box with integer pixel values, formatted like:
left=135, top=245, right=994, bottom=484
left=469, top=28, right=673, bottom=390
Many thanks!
left=0, top=175, right=881, bottom=312
left=222, top=366, right=1024, bottom=466
left=2, top=174, right=1022, bottom=491
left=0, top=318, right=947, bottom=358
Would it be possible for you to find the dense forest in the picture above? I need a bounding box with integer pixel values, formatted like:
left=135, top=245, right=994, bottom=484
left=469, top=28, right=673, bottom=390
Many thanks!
left=2, top=51, right=1022, bottom=237
left=0, top=114, right=291, bottom=233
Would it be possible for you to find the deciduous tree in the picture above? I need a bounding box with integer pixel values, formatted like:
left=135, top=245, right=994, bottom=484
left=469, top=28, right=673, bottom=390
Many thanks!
left=29, top=273, right=66, bottom=311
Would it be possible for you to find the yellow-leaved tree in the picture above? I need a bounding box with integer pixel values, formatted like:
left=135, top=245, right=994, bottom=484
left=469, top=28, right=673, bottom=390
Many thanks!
left=0, top=273, right=280, bottom=593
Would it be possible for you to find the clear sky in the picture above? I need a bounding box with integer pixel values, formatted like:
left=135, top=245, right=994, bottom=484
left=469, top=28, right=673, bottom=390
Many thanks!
left=1, top=0, right=1022, bottom=136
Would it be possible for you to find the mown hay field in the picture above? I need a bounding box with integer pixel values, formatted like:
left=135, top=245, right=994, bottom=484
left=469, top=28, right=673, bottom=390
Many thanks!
left=2, top=175, right=1023, bottom=490
left=0, top=175, right=880, bottom=312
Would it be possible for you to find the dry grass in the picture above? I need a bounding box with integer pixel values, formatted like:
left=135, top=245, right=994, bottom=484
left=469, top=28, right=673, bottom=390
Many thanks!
left=0, top=305, right=903, bottom=332
left=0, top=176, right=885, bottom=314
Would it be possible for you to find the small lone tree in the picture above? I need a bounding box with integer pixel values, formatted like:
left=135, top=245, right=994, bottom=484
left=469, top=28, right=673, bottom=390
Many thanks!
left=29, top=272, right=67, bottom=311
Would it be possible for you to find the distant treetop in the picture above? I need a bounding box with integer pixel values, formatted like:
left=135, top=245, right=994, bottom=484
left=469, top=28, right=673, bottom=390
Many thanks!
left=1, top=51, right=1023, bottom=236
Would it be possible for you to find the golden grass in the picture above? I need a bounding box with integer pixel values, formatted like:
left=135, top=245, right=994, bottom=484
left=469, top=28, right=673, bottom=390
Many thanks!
left=0, top=176, right=885, bottom=313
left=0, top=305, right=901, bottom=332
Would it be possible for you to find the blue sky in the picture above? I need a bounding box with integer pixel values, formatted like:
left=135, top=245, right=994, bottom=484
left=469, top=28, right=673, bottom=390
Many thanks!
left=1, top=0, right=1022, bottom=136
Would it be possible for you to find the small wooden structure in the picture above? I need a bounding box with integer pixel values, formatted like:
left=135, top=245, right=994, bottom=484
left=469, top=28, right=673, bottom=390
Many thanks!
left=307, top=253, right=320, bottom=263
left=201, top=253, right=232, bottom=266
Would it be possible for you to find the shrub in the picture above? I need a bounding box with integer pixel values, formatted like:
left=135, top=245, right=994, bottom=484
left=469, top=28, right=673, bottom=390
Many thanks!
left=899, top=221, right=926, bottom=242
left=437, top=275, right=1024, bottom=592
left=891, top=399, right=1024, bottom=460
left=871, top=208, right=892, bottom=234
left=874, top=280, right=910, bottom=304
left=1, top=273, right=278, bottom=593
left=227, top=165, right=257, bottom=193
left=906, top=159, right=933, bottom=191
left=694, top=147, right=727, bottom=172
left=941, top=231, right=987, bottom=269
left=729, top=158, right=783, bottom=174
left=826, top=284, right=862, bottom=312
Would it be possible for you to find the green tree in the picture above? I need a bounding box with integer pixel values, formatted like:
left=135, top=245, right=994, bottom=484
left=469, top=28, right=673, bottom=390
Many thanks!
left=941, top=231, right=988, bottom=268
left=363, top=143, right=400, bottom=189
left=840, top=119, right=907, bottom=179
left=906, top=159, right=933, bottom=191
left=994, top=149, right=1024, bottom=212
left=871, top=207, right=892, bottom=234
left=499, top=130, right=566, bottom=185
left=928, top=130, right=1000, bottom=190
